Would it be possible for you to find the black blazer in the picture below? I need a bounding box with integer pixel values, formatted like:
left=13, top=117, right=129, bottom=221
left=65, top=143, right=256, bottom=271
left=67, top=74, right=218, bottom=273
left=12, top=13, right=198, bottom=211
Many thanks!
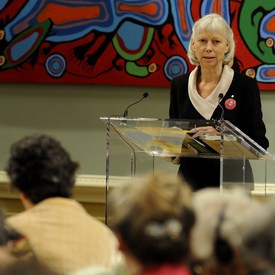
left=169, top=71, right=269, bottom=149
left=169, top=71, right=269, bottom=190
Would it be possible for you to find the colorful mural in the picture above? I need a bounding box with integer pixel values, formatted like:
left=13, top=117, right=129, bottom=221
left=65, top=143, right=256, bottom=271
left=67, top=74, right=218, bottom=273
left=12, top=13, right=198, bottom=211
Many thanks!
left=0, top=0, right=274, bottom=89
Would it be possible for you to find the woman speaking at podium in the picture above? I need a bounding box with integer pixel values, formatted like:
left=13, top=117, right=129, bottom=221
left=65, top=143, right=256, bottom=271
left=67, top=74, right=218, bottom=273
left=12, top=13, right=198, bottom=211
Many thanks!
left=169, top=13, right=269, bottom=191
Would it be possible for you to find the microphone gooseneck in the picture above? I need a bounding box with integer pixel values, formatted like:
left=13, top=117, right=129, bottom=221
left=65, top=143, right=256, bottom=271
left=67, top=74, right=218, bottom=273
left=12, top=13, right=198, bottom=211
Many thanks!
left=218, top=93, right=224, bottom=121
left=123, top=92, right=149, bottom=117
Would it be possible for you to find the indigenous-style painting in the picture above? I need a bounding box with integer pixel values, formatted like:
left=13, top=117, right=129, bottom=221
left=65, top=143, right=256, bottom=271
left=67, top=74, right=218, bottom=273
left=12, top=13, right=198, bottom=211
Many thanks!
left=0, top=0, right=274, bottom=89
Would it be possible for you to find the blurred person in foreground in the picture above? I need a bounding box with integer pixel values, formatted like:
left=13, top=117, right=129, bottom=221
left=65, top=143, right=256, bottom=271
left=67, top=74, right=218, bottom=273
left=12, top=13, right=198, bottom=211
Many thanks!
left=190, top=188, right=271, bottom=275
left=5, top=134, right=120, bottom=275
left=169, top=13, right=269, bottom=191
left=108, top=173, right=195, bottom=275
left=241, top=197, right=275, bottom=275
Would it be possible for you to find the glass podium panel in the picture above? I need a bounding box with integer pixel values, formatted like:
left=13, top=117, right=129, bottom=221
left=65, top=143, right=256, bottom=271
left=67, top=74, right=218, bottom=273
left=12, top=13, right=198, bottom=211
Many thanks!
left=219, top=121, right=275, bottom=198
left=101, top=117, right=275, bottom=222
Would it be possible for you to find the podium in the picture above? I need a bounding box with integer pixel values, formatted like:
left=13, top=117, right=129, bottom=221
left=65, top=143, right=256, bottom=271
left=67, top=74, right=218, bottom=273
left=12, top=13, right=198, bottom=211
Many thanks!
left=101, top=117, right=275, bottom=223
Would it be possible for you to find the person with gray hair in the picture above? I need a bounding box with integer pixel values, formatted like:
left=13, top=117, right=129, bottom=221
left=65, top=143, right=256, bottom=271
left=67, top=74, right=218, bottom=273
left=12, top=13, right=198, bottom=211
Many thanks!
left=169, top=13, right=268, bottom=191
left=187, top=13, right=235, bottom=66
left=108, top=173, right=195, bottom=275
left=240, top=198, right=275, bottom=275
left=190, top=188, right=271, bottom=275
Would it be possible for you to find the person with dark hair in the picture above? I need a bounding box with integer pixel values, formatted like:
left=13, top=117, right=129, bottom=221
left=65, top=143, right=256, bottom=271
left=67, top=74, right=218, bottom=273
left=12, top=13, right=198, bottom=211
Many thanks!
left=6, top=134, right=78, bottom=204
left=108, top=173, right=195, bottom=275
left=5, top=134, right=120, bottom=275
left=169, top=13, right=269, bottom=191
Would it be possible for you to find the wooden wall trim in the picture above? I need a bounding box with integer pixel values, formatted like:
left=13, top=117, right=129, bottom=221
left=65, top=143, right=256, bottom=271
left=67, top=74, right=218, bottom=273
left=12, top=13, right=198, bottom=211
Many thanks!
left=1, top=172, right=275, bottom=220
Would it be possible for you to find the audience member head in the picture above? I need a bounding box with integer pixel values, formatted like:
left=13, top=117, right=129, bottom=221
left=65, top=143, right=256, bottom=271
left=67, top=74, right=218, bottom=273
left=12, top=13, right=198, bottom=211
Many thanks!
left=108, top=173, right=195, bottom=270
left=241, top=198, right=275, bottom=273
left=187, top=13, right=235, bottom=66
left=6, top=134, right=79, bottom=205
left=191, top=188, right=265, bottom=275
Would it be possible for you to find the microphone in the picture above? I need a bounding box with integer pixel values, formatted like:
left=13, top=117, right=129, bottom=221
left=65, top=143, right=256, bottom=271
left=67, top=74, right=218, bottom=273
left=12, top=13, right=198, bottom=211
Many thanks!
left=218, top=93, right=224, bottom=121
left=123, top=92, right=149, bottom=117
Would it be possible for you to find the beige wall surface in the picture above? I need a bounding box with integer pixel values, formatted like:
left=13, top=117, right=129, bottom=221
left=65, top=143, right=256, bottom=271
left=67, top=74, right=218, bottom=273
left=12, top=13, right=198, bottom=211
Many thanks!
left=0, top=83, right=274, bottom=178
left=0, top=83, right=170, bottom=175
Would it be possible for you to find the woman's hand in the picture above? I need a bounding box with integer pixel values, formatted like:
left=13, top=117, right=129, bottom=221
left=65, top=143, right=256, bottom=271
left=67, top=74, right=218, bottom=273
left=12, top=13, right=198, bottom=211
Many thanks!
left=190, top=126, right=220, bottom=139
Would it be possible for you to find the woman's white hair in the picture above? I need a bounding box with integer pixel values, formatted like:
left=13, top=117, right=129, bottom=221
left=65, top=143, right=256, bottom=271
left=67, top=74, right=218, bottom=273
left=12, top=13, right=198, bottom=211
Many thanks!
left=187, top=13, right=235, bottom=66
